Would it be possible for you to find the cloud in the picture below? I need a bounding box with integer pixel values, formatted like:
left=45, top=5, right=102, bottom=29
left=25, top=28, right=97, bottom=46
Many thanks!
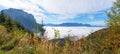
left=88, top=15, right=94, bottom=20
left=0, top=0, right=115, bottom=24
left=40, top=0, right=115, bottom=19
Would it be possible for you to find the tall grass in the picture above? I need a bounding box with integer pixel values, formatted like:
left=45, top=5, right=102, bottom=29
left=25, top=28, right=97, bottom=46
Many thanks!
left=0, top=25, right=120, bottom=54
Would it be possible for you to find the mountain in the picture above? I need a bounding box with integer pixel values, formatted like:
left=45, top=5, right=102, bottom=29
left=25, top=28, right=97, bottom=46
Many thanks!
left=1, top=8, right=36, bottom=32
left=45, top=23, right=91, bottom=27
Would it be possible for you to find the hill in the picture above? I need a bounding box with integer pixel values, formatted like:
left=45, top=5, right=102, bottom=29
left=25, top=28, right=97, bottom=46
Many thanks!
left=1, top=8, right=37, bottom=32
left=77, top=28, right=120, bottom=54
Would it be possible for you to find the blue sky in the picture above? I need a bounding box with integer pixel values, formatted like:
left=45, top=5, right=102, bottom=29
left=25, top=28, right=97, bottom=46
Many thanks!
left=0, top=0, right=115, bottom=26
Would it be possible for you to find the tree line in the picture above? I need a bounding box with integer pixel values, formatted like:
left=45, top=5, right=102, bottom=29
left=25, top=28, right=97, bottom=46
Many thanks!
left=0, top=11, right=29, bottom=32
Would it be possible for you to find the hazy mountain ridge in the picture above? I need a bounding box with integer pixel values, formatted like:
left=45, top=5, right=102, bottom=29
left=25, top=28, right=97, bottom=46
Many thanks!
left=1, top=8, right=36, bottom=32
left=45, top=23, right=91, bottom=27
left=45, top=23, right=105, bottom=27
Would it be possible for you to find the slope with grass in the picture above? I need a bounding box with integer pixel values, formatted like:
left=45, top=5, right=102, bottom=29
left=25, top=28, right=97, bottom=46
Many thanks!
left=0, top=23, right=120, bottom=54
left=78, top=28, right=120, bottom=54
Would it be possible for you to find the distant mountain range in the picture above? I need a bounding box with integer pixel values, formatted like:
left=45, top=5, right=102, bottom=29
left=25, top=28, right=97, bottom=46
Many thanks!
left=45, top=23, right=91, bottom=27
left=1, top=8, right=37, bottom=32
left=45, top=23, right=105, bottom=27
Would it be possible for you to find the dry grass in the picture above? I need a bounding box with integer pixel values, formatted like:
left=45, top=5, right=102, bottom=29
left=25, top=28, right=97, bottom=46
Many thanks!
left=0, top=25, right=120, bottom=54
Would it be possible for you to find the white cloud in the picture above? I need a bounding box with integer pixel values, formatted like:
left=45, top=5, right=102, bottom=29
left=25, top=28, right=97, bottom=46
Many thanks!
left=0, top=0, right=115, bottom=23
left=40, top=0, right=115, bottom=19
left=88, top=15, right=94, bottom=20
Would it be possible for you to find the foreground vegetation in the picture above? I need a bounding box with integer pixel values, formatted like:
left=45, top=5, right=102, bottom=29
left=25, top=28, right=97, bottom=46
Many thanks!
left=0, top=0, right=120, bottom=54
left=1, top=24, right=120, bottom=54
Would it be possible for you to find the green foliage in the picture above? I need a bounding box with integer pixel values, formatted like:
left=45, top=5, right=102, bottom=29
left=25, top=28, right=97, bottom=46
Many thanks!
left=4, top=15, right=12, bottom=32
left=0, top=11, right=5, bottom=24
left=34, top=23, right=39, bottom=33
left=53, top=29, right=60, bottom=39
left=106, top=0, right=120, bottom=34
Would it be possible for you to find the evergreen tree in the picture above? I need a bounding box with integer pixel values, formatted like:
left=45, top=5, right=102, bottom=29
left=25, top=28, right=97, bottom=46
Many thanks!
left=34, top=23, right=39, bottom=33
left=4, top=15, right=12, bottom=32
left=106, top=0, right=120, bottom=34
left=39, top=19, right=45, bottom=37
left=0, top=11, right=5, bottom=24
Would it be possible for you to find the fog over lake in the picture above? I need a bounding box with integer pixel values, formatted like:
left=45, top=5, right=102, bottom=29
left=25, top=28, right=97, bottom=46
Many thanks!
left=44, top=26, right=105, bottom=39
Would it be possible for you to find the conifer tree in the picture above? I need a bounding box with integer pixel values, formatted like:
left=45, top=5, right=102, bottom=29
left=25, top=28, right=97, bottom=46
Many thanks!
left=39, top=19, right=45, bottom=37
left=0, top=11, right=5, bottom=24
left=106, top=0, right=120, bottom=34
left=4, top=15, right=12, bottom=32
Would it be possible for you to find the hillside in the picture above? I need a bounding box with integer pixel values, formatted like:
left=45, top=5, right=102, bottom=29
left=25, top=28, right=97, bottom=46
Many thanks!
left=1, top=8, right=37, bottom=32
left=78, top=28, right=120, bottom=54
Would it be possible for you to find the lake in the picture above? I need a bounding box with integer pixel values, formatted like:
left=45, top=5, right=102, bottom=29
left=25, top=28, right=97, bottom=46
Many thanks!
left=43, top=26, right=105, bottom=39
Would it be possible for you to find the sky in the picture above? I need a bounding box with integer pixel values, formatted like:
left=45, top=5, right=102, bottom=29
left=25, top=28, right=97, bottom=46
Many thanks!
left=0, top=0, right=115, bottom=26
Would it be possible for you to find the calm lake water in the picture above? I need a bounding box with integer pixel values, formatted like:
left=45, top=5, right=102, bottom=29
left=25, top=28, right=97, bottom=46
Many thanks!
left=43, top=26, right=105, bottom=39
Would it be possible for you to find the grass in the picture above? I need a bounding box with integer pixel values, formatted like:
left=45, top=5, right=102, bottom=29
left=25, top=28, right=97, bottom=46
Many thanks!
left=0, top=25, right=120, bottom=54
